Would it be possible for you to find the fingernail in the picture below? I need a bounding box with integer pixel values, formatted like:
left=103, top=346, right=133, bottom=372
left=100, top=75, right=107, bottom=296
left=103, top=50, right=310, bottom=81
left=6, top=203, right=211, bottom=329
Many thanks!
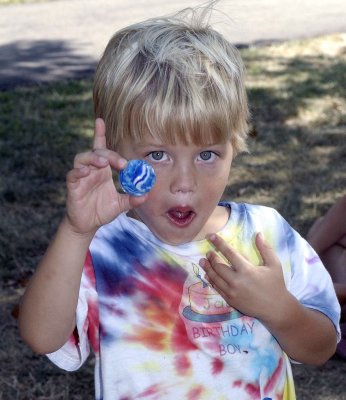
left=207, top=234, right=216, bottom=242
left=118, top=158, right=127, bottom=168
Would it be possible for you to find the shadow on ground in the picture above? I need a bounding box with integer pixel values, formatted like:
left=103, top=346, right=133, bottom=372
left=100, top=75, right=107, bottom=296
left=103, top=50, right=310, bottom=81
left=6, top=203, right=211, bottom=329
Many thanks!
left=226, top=49, right=346, bottom=235
left=0, top=40, right=96, bottom=89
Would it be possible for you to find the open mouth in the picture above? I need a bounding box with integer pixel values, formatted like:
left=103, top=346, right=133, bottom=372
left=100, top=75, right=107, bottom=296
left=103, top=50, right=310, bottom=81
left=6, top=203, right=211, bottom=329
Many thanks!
left=167, top=207, right=196, bottom=227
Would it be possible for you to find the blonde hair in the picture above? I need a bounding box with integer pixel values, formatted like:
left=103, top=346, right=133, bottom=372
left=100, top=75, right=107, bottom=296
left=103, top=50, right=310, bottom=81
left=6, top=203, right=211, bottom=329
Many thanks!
left=93, top=3, right=249, bottom=154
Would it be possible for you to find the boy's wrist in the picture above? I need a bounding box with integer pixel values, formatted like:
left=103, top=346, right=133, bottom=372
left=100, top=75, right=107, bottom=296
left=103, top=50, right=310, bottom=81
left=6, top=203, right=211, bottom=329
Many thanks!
left=60, top=215, right=97, bottom=243
left=260, top=291, right=299, bottom=333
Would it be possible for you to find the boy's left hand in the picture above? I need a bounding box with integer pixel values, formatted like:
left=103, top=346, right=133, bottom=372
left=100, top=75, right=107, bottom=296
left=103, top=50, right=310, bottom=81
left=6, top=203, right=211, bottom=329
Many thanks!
left=199, top=232, right=290, bottom=323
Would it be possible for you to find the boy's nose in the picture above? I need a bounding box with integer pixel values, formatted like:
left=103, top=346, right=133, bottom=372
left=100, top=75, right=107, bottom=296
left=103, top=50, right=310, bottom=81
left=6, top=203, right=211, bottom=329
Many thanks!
left=170, top=164, right=197, bottom=194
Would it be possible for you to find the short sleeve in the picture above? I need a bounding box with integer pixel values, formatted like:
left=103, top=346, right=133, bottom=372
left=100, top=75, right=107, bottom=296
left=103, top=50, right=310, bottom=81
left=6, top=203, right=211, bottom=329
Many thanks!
left=283, top=218, right=341, bottom=339
left=47, top=252, right=99, bottom=371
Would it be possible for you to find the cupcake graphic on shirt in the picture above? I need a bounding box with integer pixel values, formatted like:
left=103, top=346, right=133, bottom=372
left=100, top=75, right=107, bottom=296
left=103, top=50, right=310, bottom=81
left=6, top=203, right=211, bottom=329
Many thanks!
left=183, top=264, right=242, bottom=322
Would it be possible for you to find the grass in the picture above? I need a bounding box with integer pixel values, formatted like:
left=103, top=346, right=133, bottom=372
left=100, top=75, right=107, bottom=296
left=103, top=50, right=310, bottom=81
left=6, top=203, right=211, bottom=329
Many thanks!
left=0, top=80, right=94, bottom=282
left=228, top=34, right=346, bottom=234
left=0, top=33, right=346, bottom=399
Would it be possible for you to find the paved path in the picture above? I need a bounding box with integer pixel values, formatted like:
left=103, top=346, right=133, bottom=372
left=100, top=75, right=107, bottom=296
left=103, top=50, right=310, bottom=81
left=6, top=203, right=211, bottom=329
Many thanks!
left=0, top=0, right=345, bottom=88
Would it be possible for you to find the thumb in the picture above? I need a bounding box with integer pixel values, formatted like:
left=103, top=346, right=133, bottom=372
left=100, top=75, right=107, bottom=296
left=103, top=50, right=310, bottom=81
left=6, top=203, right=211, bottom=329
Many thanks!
left=117, top=192, right=149, bottom=215
left=255, top=232, right=280, bottom=268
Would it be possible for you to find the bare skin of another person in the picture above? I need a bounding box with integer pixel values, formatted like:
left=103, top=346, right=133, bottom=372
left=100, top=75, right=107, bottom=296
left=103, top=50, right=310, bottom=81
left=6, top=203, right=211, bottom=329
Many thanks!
left=307, top=195, right=346, bottom=358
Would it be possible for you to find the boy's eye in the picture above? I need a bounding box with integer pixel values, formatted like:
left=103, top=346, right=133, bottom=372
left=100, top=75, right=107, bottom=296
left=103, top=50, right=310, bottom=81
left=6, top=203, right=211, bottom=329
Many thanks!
left=198, top=151, right=215, bottom=161
left=148, top=151, right=166, bottom=161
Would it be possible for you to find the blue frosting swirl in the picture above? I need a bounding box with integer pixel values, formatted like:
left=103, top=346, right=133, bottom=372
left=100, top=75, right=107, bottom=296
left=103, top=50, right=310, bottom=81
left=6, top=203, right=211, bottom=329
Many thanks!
left=119, top=159, right=156, bottom=196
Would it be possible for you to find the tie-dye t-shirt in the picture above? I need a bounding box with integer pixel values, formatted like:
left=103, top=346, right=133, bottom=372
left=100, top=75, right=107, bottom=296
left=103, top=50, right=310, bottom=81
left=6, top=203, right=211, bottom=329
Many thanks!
left=48, top=202, right=340, bottom=400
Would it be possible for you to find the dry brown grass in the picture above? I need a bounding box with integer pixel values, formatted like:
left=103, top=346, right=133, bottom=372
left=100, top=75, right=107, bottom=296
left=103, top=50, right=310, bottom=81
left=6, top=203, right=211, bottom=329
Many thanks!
left=0, top=33, right=345, bottom=399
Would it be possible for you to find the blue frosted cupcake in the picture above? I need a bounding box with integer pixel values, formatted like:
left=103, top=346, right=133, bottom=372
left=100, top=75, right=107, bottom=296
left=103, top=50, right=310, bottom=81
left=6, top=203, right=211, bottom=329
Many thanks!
left=119, top=159, right=156, bottom=196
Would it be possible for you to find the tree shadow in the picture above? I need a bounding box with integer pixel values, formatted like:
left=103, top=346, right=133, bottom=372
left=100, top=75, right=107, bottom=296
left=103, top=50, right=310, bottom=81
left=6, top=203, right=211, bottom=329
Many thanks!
left=0, top=39, right=97, bottom=89
left=0, top=78, right=94, bottom=281
left=245, top=50, right=346, bottom=122
left=225, top=48, right=346, bottom=234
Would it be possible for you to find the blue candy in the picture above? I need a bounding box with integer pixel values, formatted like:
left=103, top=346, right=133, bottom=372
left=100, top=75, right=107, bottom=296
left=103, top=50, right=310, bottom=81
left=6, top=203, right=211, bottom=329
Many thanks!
left=119, top=159, right=156, bottom=196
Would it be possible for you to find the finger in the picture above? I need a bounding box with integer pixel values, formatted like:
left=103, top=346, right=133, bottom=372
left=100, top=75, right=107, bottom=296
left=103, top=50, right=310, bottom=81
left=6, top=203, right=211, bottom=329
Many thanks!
left=116, top=192, right=149, bottom=214
left=66, top=166, right=90, bottom=185
left=73, top=151, right=109, bottom=169
left=128, top=193, right=149, bottom=207
left=212, top=284, right=232, bottom=307
left=206, top=233, right=246, bottom=271
left=255, top=232, right=281, bottom=268
left=93, top=118, right=107, bottom=150
left=204, top=250, right=227, bottom=269
left=92, top=148, right=127, bottom=171
left=199, top=257, right=235, bottom=293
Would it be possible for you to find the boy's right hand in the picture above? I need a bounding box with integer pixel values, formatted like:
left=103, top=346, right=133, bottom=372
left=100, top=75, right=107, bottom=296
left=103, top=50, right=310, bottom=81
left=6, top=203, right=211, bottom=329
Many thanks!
left=65, top=118, right=147, bottom=236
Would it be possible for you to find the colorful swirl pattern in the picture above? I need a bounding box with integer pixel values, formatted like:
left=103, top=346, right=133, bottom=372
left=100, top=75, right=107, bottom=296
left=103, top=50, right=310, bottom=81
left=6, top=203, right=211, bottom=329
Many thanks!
left=119, top=159, right=156, bottom=196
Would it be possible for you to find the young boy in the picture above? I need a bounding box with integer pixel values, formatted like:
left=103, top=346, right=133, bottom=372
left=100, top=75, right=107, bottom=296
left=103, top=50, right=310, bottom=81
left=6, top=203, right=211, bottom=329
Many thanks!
left=19, top=4, right=340, bottom=400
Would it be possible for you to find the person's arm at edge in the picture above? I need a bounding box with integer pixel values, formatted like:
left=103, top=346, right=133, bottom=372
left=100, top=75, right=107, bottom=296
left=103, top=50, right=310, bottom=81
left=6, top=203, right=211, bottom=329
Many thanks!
left=307, top=195, right=346, bottom=254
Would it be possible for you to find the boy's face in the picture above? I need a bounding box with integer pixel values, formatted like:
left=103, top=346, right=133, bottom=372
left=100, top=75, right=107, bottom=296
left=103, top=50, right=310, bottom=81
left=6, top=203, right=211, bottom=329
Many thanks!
left=117, top=134, right=234, bottom=245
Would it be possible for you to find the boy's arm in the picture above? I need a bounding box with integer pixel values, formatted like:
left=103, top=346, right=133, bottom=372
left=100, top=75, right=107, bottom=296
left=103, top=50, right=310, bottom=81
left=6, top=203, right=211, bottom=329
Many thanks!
left=200, top=233, right=338, bottom=365
left=260, top=288, right=336, bottom=365
left=18, top=218, right=93, bottom=354
left=19, top=119, right=148, bottom=354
